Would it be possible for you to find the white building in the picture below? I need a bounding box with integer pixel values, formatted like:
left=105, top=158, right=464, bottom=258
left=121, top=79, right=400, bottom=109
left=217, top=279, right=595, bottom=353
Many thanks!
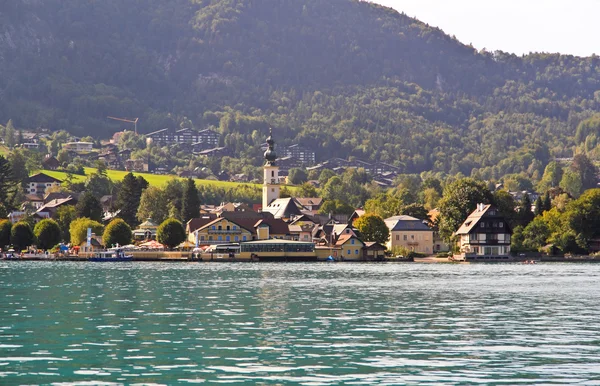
left=63, top=141, right=93, bottom=153
left=262, top=128, right=280, bottom=209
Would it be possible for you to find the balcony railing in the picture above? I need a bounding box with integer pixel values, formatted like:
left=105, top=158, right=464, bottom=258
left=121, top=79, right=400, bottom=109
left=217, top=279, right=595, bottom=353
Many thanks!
left=207, top=229, right=242, bottom=234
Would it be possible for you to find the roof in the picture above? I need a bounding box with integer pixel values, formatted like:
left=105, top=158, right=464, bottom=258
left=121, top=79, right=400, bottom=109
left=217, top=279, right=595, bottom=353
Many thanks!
left=364, top=241, right=386, bottom=249
left=335, top=234, right=362, bottom=246
left=147, top=128, right=170, bottom=136
left=262, top=197, right=303, bottom=219
left=385, top=215, right=431, bottom=231
left=294, top=197, right=323, bottom=208
left=241, top=239, right=314, bottom=245
left=26, top=173, right=62, bottom=183
left=454, top=204, right=509, bottom=235
left=25, top=194, right=44, bottom=202
left=36, top=197, right=75, bottom=212
left=138, top=218, right=158, bottom=229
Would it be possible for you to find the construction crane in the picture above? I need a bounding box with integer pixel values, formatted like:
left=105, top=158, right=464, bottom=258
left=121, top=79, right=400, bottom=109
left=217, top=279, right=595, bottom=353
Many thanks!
left=107, top=116, right=139, bottom=134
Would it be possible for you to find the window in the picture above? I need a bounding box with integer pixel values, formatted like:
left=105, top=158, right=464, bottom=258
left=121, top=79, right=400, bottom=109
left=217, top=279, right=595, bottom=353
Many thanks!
left=403, top=235, right=407, bottom=241
left=271, top=170, right=274, bottom=177
left=233, top=226, right=237, bottom=230
left=480, top=222, right=485, bottom=228
left=226, top=236, right=230, bottom=242
left=351, top=239, right=355, bottom=245
left=347, top=249, right=351, bottom=255
left=200, top=236, right=205, bottom=241
left=355, top=249, right=359, bottom=255
left=499, top=222, right=504, bottom=228
left=396, top=235, right=399, bottom=241
left=218, top=225, right=222, bottom=230
left=234, top=236, right=239, bottom=241
left=243, top=236, right=247, bottom=241
left=411, top=235, right=415, bottom=240
left=208, top=236, right=213, bottom=241
left=212, top=226, right=216, bottom=230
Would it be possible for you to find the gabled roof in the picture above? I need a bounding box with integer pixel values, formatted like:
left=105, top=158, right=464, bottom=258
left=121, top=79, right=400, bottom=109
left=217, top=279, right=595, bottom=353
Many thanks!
left=25, top=194, right=44, bottom=202
left=385, top=215, right=431, bottom=231
left=454, top=204, right=510, bottom=235
left=262, top=197, right=303, bottom=219
left=146, top=128, right=170, bottom=136
left=294, top=197, right=323, bottom=208
left=186, top=215, right=218, bottom=232
left=335, top=234, right=363, bottom=246
left=26, top=173, right=62, bottom=183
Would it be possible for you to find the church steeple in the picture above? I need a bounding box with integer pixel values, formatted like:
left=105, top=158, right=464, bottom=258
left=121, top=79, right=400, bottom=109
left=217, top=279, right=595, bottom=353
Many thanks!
left=264, top=128, right=277, bottom=165
left=262, top=128, right=280, bottom=209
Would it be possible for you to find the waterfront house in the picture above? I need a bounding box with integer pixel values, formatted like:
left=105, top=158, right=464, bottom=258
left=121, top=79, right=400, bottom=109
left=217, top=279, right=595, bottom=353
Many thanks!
left=335, top=234, right=365, bottom=261
left=132, top=218, right=159, bottom=240
left=385, top=215, right=433, bottom=254
left=454, top=204, right=512, bottom=257
left=363, top=242, right=387, bottom=260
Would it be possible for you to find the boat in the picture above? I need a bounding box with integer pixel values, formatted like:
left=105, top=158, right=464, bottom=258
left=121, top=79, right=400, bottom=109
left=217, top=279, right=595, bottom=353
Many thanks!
left=88, top=249, right=133, bottom=262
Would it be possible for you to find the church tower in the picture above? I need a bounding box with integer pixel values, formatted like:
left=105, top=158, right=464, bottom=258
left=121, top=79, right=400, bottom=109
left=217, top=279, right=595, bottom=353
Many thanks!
left=262, top=128, right=280, bottom=209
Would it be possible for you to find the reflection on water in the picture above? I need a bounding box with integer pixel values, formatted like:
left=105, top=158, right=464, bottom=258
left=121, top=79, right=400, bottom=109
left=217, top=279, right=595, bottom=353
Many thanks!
left=1, top=262, right=600, bottom=384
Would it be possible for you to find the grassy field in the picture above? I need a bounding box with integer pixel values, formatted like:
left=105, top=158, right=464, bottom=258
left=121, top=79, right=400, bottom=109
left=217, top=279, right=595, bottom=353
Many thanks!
left=37, top=167, right=262, bottom=189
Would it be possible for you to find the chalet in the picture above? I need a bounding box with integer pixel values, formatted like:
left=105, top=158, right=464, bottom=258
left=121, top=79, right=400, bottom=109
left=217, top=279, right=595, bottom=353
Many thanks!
left=42, top=154, right=60, bottom=170
left=283, top=144, right=316, bottom=165
left=36, top=196, right=77, bottom=218
left=26, top=173, right=62, bottom=195
left=371, top=161, right=400, bottom=175
left=294, top=197, right=323, bottom=214
left=132, top=218, right=159, bottom=240
left=454, top=204, right=513, bottom=258
left=363, top=242, right=387, bottom=261
left=385, top=215, right=433, bottom=254
left=23, top=194, right=44, bottom=210
left=277, top=156, right=303, bottom=172
left=175, top=128, right=198, bottom=144
left=125, top=159, right=149, bottom=172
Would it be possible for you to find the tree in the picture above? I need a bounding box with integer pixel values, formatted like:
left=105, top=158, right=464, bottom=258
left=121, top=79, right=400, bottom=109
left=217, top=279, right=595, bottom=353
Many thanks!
left=438, top=178, right=493, bottom=242
left=518, top=194, right=534, bottom=227
left=76, top=191, right=103, bottom=222
left=537, top=162, right=563, bottom=192
left=318, top=199, right=355, bottom=216
left=55, top=205, right=76, bottom=243
left=400, top=203, right=429, bottom=221
left=0, top=155, right=17, bottom=217
left=560, top=169, right=583, bottom=198
left=296, top=182, right=318, bottom=197
left=85, top=172, right=113, bottom=198
left=4, top=119, right=15, bottom=148
left=354, top=214, right=389, bottom=245
left=181, top=178, right=200, bottom=223
left=534, top=196, right=544, bottom=216
left=137, top=186, right=169, bottom=224
left=364, top=193, right=403, bottom=219
left=69, top=218, right=104, bottom=246
left=570, top=154, right=598, bottom=192
left=103, top=218, right=132, bottom=248
left=542, top=191, right=552, bottom=212
left=493, top=190, right=518, bottom=228
left=157, top=218, right=186, bottom=249
left=521, top=217, right=550, bottom=251
left=561, top=188, right=600, bottom=250
left=288, top=168, right=308, bottom=185
left=116, top=173, right=147, bottom=227
left=10, top=222, right=33, bottom=251
left=33, top=219, right=62, bottom=250
left=0, top=220, right=12, bottom=249
left=8, top=149, right=29, bottom=187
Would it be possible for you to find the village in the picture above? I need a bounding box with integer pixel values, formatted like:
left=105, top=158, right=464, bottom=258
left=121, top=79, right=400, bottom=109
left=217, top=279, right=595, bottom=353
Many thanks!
left=0, top=128, right=548, bottom=263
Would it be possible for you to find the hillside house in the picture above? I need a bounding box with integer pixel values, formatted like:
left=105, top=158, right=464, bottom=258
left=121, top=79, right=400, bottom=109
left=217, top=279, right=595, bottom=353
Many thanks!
left=26, top=173, right=62, bottom=195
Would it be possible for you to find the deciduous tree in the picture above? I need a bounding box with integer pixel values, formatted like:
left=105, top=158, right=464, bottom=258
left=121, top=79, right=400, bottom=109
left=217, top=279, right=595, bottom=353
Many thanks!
left=103, top=218, right=132, bottom=248
left=157, top=218, right=186, bottom=249
left=69, top=218, right=104, bottom=246
left=11, top=221, right=33, bottom=251
left=33, top=219, right=62, bottom=250
left=354, top=214, right=389, bottom=245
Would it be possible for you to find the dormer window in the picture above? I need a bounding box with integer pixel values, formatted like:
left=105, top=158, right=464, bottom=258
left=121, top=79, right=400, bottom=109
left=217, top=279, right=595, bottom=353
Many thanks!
left=480, top=223, right=485, bottom=228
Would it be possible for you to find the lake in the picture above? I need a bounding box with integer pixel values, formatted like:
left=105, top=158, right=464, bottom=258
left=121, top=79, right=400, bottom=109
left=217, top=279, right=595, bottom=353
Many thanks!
left=1, top=262, right=600, bottom=385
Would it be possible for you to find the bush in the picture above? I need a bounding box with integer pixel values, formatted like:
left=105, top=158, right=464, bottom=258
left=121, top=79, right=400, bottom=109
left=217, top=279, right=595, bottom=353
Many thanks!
left=103, top=218, right=132, bottom=248
left=34, top=219, right=62, bottom=250
left=157, top=218, right=186, bottom=249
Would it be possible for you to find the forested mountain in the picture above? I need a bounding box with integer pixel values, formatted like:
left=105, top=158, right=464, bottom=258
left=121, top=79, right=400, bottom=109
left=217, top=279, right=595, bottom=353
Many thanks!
left=2, top=0, right=600, bottom=177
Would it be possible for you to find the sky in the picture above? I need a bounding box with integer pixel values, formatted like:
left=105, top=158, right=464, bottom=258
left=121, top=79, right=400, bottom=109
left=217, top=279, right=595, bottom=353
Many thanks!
left=372, top=0, right=600, bottom=57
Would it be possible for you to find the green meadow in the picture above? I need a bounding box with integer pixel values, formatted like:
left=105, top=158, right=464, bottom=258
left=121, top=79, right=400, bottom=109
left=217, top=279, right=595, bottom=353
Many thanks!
left=37, top=168, right=262, bottom=189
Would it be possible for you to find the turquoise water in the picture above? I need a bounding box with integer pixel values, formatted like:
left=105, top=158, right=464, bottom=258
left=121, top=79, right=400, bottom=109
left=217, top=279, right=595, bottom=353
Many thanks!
left=1, top=262, right=600, bottom=385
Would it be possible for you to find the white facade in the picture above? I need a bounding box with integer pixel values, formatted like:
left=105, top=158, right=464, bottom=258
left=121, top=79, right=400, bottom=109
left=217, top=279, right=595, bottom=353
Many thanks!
left=63, top=142, right=93, bottom=153
left=263, top=165, right=280, bottom=209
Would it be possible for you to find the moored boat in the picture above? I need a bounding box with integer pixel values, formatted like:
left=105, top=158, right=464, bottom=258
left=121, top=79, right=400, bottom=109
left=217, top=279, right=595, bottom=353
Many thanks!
left=88, top=249, right=133, bottom=262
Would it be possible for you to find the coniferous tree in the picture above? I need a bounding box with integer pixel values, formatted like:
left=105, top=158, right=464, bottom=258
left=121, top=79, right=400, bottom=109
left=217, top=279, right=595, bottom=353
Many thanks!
left=116, top=173, right=147, bottom=227
left=181, top=178, right=201, bottom=223
left=0, top=155, right=17, bottom=217
left=76, top=192, right=103, bottom=222
left=518, top=194, right=534, bottom=227
left=534, top=196, right=544, bottom=217
left=543, top=191, right=552, bottom=211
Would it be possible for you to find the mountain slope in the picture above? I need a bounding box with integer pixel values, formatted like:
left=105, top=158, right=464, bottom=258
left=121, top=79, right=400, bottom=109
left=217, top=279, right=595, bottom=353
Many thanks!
left=1, top=0, right=599, bottom=176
